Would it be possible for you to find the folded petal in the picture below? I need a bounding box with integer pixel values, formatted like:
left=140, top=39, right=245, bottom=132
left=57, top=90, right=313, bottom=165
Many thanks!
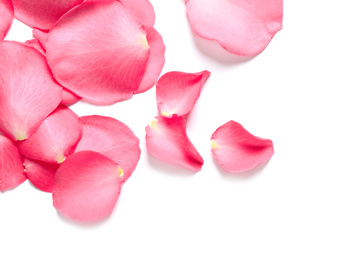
left=32, top=28, right=48, bottom=51
left=75, top=115, right=140, bottom=183
left=24, top=39, right=46, bottom=55
left=145, top=116, right=203, bottom=171
left=0, top=135, right=26, bottom=192
left=185, top=0, right=283, bottom=56
left=46, top=0, right=150, bottom=105
left=0, top=0, right=13, bottom=39
left=156, top=71, right=210, bottom=117
left=53, top=151, right=124, bottom=222
left=24, top=158, right=58, bottom=193
left=61, top=88, right=81, bottom=106
left=211, top=121, right=274, bottom=173
left=0, top=41, right=63, bottom=141
left=18, top=106, right=82, bottom=164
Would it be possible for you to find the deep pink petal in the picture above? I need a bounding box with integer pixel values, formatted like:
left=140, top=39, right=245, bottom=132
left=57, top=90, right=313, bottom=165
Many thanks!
left=156, top=71, right=210, bottom=117
left=12, top=0, right=83, bottom=30
left=185, top=0, right=283, bottom=56
left=145, top=116, right=203, bottom=171
left=0, top=0, right=13, bottom=39
left=211, top=121, right=274, bottom=173
left=18, top=106, right=82, bottom=164
left=61, top=88, right=81, bottom=106
left=53, top=151, right=124, bottom=222
left=32, top=28, right=48, bottom=51
left=46, top=0, right=150, bottom=105
left=136, top=25, right=166, bottom=94
left=0, top=135, right=26, bottom=192
left=24, top=158, right=58, bottom=193
left=120, top=0, right=155, bottom=26
left=24, top=39, right=46, bottom=55
left=75, top=115, right=140, bottom=182
left=0, top=41, right=62, bottom=141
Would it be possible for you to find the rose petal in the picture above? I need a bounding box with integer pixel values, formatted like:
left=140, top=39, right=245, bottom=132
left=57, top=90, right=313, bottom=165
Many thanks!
left=75, top=115, right=140, bottom=182
left=24, top=158, right=58, bottom=193
left=120, top=0, right=155, bottom=26
left=17, top=106, right=82, bottom=164
left=0, top=41, right=62, bottom=141
left=185, top=0, right=283, bottom=56
left=46, top=0, right=150, bottom=105
left=61, top=88, right=81, bottom=106
left=145, top=116, right=203, bottom=171
left=0, top=0, right=13, bottom=39
left=211, top=121, right=274, bottom=173
left=24, top=39, right=46, bottom=55
left=0, top=135, right=26, bottom=192
left=32, top=28, right=48, bottom=51
left=53, top=151, right=124, bottom=222
left=156, top=71, right=210, bottom=117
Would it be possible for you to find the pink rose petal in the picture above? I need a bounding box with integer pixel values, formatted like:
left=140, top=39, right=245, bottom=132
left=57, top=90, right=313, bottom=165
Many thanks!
left=53, top=151, right=125, bottom=222
left=0, top=41, right=62, bottom=141
left=156, top=71, right=210, bottom=117
left=18, top=106, right=82, bottom=164
left=46, top=0, right=151, bottom=105
left=75, top=115, right=140, bottom=183
left=185, top=0, right=283, bottom=56
left=0, top=135, right=26, bottom=192
left=0, top=0, right=13, bottom=39
left=61, top=89, right=81, bottom=106
left=145, top=116, right=203, bottom=171
left=120, top=0, right=155, bottom=26
left=24, top=158, right=58, bottom=193
left=211, top=121, right=274, bottom=173
left=32, top=28, right=48, bottom=51
left=24, top=39, right=46, bottom=55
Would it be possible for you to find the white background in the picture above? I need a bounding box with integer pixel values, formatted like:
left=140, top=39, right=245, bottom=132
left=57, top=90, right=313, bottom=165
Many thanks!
left=2, top=0, right=361, bottom=259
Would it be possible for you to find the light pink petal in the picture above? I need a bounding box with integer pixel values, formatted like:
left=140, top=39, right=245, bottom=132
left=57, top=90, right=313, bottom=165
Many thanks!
left=12, top=0, right=84, bottom=30
left=156, top=71, right=210, bottom=117
left=75, top=115, right=140, bottom=182
left=32, top=28, right=48, bottom=51
left=211, top=121, right=274, bottom=173
left=145, top=116, right=203, bottom=171
left=185, top=0, right=283, bottom=56
left=0, top=135, right=26, bottom=192
left=136, top=25, right=166, bottom=94
left=24, top=158, right=58, bottom=193
left=24, top=39, right=46, bottom=55
left=53, top=151, right=124, bottom=222
left=0, top=41, right=63, bottom=141
left=61, top=88, right=81, bottom=106
left=0, top=0, right=13, bottom=39
left=120, top=0, right=155, bottom=26
left=18, top=106, right=82, bottom=164
left=46, top=0, right=150, bottom=105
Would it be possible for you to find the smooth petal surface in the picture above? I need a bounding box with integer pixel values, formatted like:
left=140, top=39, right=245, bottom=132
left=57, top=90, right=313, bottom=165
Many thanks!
left=211, top=121, right=274, bottom=173
left=156, top=71, right=210, bottom=117
left=121, top=0, right=155, bottom=26
left=24, top=159, right=58, bottom=193
left=145, top=116, right=203, bottom=171
left=61, top=89, right=81, bottom=106
left=0, top=0, right=13, bottom=39
left=0, top=135, right=26, bottom=192
left=32, top=28, right=48, bottom=50
left=185, top=0, right=283, bottom=56
left=53, top=151, right=124, bottom=222
left=46, top=0, right=150, bottom=105
left=18, top=106, right=82, bottom=164
left=75, top=116, right=140, bottom=182
left=0, top=41, right=62, bottom=141
left=24, top=39, right=45, bottom=55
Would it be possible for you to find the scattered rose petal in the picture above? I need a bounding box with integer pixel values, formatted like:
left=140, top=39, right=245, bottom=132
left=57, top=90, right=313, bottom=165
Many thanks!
left=145, top=116, right=203, bottom=171
left=211, top=121, right=274, bottom=173
left=0, top=41, right=62, bottom=141
left=156, top=71, right=210, bottom=117
left=61, top=89, right=81, bottom=106
left=0, top=0, right=13, bottom=39
left=24, top=158, right=58, bottom=193
left=53, top=151, right=124, bottom=222
left=0, top=135, right=26, bottom=192
left=18, top=106, right=82, bottom=164
left=32, top=28, right=48, bottom=51
left=185, top=0, right=283, bottom=56
left=75, top=115, right=140, bottom=183
left=120, top=0, right=155, bottom=26
left=24, top=39, right=45, bottom=55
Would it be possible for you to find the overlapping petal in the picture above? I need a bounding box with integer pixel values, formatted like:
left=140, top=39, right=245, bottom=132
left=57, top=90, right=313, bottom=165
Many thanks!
left=24, top=39, right=45, bottom=55
left=156, top=71, right=210, bottom=117
left=32, top=28, right=48, bottom=51
left=211, top=121, right=274, bottom=173
left=75, top=116, right=140, bottom=182
left=24, top=159, right=58, bottom=193
left=53, top=151, right=124, bottom=222
left=18, top=106, right=82, bottom=164
left=61, top=89, right=81, bottom=106
left=145, top=116, right=203, bottom=171
left=120, top=0, right=155, bottom=26
left=0, top=135, right=26, bottom=192
left=0, top=0, right=13, bottom=39
left=0, top=41, right=62, bottom=141
left=185, top=0, right=283, bottom=56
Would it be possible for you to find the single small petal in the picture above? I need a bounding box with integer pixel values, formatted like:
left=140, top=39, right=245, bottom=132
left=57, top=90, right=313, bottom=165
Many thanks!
left=0, top=0, right=14, bottom=39
left=61, top=88, right=81, bottom=106
left=185, top=0, right=283, bottom=56
left=156, top=71, right=210, bottom=117
left=0, top=135, right=26, bottom=192
left=75, top=115, right=140, bottom=183
left=53, top=151, right=124, bottom=222
left=18, top=106, right=82, bottom=164
left=0, top=41, right=62, bottom=141
left=211, top=121, right=274, bottom=173
left=145, top=116, right=203, bottom=171
left=24, top=158, right=58, bottom=193
left=24, top=39, right=45, bottom=55
left=32, top=28, right=48, bottom=51
left=46, top=0, right=150, bottom=105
